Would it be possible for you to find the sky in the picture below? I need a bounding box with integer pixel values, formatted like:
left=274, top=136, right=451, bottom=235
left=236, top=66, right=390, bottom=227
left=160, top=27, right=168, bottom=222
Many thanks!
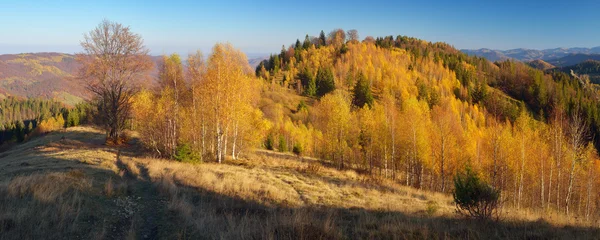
left=1, top=0, right=600, bottom=56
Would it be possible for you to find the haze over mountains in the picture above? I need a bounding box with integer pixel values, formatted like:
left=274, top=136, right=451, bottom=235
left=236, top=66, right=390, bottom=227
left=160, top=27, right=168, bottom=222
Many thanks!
left=462, top=47, right=600, bottom=62
left=462, top=47, right=600, bottom=83
left=0, top=52, right=267, bottom=105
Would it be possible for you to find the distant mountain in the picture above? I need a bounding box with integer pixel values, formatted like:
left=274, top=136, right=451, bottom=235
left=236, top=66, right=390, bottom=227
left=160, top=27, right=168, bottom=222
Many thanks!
left=546, top=54, right=600, bottom=67
left=528, top=59, right=555, bottom=71
left=248, top=56, right=268, bottom=69
left=0, top=52, right=265, bottom=106
left=0, top=52, right=85, bottom=106
left=460, top=49, right=508, bottom=62
left=462, top=47, right=600, bottom=62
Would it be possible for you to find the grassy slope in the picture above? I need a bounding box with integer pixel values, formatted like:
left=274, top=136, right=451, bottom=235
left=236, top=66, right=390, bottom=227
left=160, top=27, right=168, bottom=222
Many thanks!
left=0, top=127, right=599, bottom=239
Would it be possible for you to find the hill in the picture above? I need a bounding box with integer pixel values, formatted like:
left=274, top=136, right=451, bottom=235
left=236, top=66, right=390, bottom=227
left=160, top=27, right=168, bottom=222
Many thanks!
left=0, top=53, right=85, bottom=106
left=462, top=47, right=600, bottom=62
left=0, top=53, right=268, bottom=106
left=558, top=60, right=600, bottom=84
left=248, top=56, right=269, bottom=69
left=0, top=126, right=598, bottom=239
left=528, top=59, right=555, bottom=70
left=547, top=53, right=600, bottom=67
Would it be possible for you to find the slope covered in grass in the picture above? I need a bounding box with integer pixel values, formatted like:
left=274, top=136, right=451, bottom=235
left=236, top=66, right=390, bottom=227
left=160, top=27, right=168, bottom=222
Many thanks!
left=0, top=127, right=599, bottom=239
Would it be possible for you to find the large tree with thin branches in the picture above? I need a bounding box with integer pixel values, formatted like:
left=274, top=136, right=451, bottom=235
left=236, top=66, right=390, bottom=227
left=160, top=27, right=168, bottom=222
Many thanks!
left=77, top=20, right=152, bottom=144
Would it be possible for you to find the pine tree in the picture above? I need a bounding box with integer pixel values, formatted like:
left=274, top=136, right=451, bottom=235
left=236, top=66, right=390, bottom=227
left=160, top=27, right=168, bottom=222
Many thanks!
left=303, top=34, right=312, bottom=49
left=352, top=72, right=374, bottom=108
left=14, top=120, right=25, bottom=142
left=316, top=67, right=335, bottom=97
left=319, top=30, right=327, bottom=47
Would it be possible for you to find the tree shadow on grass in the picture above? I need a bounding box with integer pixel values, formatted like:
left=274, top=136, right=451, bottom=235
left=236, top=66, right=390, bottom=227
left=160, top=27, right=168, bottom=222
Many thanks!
left=1, top=129, right=599, bottom=240
left=0, top=129, right=170, bottom=240
left=144, top=166, right=600, bottom=240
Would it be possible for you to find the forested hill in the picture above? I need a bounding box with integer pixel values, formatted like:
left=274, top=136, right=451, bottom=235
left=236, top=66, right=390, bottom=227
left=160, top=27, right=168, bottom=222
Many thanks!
left=239, top=29, right=600, bottom=217
left=259, top=32, right=600, bottom=147
left=0, top=53, right=85, bottom=106
left=558, top=60, right=600, bottom=84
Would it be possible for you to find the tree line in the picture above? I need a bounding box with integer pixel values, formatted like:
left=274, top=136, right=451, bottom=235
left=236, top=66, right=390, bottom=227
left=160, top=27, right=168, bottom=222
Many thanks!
left=0, top=97, right=89, bottom=144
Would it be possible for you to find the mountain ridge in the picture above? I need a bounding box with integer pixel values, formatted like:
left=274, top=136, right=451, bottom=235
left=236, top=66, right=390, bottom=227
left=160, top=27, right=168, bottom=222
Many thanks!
left=0, top=52, right=267, bottom=106
left=462, top=47, right=600, bottom=62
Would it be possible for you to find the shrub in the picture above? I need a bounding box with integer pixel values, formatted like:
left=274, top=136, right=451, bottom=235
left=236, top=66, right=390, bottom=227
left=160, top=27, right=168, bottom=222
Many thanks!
left=453, top=166, right=500, bottom=220
left=292, top=143, right=303, bottom=156
left=265, top=134, right=274, bottom=150
left=296, top=100, right=308, bottom=112
left=426, top=200, right=439, bottom=216
left=278, top=135, right=287, bottom=152
left=174, top=143, right=201, bottom=163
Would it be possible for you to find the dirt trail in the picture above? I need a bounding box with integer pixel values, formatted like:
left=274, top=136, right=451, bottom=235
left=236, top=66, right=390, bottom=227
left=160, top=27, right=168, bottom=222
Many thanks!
left=114, top=150, right=172, bottom=240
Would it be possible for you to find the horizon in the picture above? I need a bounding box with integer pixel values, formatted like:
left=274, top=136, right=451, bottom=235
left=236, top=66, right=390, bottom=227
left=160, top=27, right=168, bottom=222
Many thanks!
left=2, top=0, right=600, bottom=56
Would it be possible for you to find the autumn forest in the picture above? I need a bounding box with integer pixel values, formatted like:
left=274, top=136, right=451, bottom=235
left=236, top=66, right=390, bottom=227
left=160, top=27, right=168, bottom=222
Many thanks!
left=106, top=24, right=600, bottom=221
left=4, top=18, right=600, bottom=239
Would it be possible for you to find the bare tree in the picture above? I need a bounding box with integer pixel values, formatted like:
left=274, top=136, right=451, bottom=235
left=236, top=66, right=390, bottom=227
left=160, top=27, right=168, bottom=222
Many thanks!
left=347, top=29, right=359, bottom=43
left=77, top=20, right=152, bottom=144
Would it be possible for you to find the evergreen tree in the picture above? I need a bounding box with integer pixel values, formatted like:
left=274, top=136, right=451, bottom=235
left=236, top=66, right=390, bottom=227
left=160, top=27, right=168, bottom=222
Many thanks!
left=303, top=34, right=312, bottom=49
left=352, top=72, right=374, bottom=108
left=316, top=67, right=335, bottom=97
left=255, top=61, right=265, bottom=77
left=14, top=120, right=25, bottom=142
left=319, top=30, right=327, bottom=47
left=280, top=45, right=287, bottom=65
left=306, top=78, right=317, bottom=97
left=273, top=55, right=281, bottom=73
left=278, top=135, right=287, bottom=152
left=67, top=110, right=80, bottom=127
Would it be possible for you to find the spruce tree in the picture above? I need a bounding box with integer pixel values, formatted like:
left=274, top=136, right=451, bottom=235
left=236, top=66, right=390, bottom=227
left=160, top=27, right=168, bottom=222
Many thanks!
left=352, top=72, right=374, bottom=108
left=303, top=34, right=312, bottom=49
left=316, top=67, right=335, bottom=97
left=319, top=30, right=327, bottom=47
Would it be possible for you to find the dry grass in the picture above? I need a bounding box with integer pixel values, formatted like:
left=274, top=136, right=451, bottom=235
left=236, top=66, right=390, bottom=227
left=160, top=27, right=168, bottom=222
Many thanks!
left=0, top=126, right=599, bottom=239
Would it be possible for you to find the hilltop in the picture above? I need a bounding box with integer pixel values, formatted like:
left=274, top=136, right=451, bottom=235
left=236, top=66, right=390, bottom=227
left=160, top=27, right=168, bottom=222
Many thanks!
left=528, top=59, right=556, bottom=71
left=0, top=126, right=598, bottom=239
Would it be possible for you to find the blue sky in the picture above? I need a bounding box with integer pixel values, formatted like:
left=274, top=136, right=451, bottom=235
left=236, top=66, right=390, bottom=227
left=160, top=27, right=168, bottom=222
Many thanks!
left=1, top=0, right=599, bottom=56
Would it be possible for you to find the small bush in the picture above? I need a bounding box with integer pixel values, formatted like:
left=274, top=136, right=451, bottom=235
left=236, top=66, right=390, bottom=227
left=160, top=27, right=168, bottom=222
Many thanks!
left=453, top=166, right=500, bottom=220
left=174, top=143, right=201, bottom=163
left=292, top=143, right=303, bottom=156
left=296, top=100, right=308, bottom=112
left=426, top=200, right=439, bottom=216
left=265, top=135, right=274, bottom=150
left=278, top=135, right=287, bottom=152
